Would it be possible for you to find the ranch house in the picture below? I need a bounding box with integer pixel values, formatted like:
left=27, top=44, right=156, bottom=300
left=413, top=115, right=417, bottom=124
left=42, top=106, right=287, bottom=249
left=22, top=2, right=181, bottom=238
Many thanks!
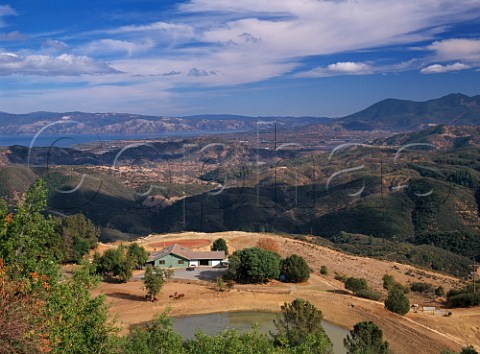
left=145, top=244, right=226, bottom=268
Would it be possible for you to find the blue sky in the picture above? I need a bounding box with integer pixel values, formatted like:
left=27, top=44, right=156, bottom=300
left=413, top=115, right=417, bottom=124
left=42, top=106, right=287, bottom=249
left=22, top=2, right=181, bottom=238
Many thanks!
left=1, top=0, right=480, bottom=117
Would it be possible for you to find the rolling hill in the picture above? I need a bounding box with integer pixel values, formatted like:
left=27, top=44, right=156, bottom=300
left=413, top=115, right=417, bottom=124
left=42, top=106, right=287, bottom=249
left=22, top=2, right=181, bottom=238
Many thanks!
left=338, top=93, right=480, bottom=131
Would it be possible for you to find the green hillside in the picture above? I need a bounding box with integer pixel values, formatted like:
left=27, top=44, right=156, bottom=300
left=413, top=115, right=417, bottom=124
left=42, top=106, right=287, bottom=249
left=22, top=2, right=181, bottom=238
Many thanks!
left=339, top=93, right=480, bottom=131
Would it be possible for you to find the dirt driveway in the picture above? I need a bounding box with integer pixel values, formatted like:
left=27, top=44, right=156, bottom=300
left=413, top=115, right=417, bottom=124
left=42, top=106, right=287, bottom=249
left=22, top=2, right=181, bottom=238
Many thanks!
left=173, top=267, right=228, bottom=282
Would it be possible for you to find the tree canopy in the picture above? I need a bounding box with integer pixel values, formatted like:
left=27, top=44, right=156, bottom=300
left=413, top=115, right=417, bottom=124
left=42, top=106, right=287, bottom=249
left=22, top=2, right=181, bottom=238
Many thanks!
left=344, top=321, right=390, bottom=354
left=227, top=247, right=281, bottom=283
left=211, top=238, right=228, bottom=255
left=384, top=286, right=410, bottom=315
left=281, top=254, right=310, bottom=283
left=274, top=298, right=332, bottom=352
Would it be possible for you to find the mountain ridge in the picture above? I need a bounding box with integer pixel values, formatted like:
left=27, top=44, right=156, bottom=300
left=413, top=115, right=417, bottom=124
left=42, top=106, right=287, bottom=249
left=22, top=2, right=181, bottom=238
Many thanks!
left=338, top=93, right=480, bottom=131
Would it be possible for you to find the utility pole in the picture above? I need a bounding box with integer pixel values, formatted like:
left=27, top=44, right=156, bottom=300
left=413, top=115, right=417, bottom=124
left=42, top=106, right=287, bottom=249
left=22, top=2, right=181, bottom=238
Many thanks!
left=471, top=257, right=478, bottom=293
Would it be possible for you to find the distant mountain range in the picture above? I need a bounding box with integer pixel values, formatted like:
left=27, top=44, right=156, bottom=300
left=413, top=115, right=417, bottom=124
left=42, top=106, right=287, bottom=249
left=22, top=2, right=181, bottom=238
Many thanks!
left=0, top=111, right=329, bottom=136
left=0, top=93, right=479, bottom=136
left=338, top=93, right=480, bottom=131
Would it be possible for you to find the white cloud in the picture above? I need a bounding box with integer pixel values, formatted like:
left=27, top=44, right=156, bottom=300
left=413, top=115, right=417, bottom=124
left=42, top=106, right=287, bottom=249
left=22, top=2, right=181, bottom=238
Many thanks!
left=81, top=39, right=155, bottom=56
left=426, top=38, right=480, bottom=64
left=328, top=62, right=372, bottom=74
left=0, top=52, right=120, bottom=76
left=0, top=30, right=26, bottom=40
left=42, top=39, right=69, bottom=51
left=297, top=61, right=373, bottom=78
left=420, top=62, right=471, bottom=74
left=0, top=5, right=17, bottom=27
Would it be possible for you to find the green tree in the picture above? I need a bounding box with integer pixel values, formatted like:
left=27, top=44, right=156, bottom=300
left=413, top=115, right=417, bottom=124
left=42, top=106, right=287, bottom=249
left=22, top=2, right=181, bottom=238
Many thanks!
left=281, top=254, right=310, bottom=283
left=384, top=286, right=410, bottom=315
left=127, top=243, right=149, bottom=269
left=227, top=247, right=281, bottom=283
left=122, top=311, right=184, bottom=354
left=56, top=213, right=99, bottom=263
left=211, top=238, right=228, bottom=255
left=143, top=265, right=163, bottom=301
left=0, top=179, right=61, bottom=280
left=273, top=298, right=332, bottom=351
left=345, top=277, right=369, bottom=295
left=184, top=327, right=278, bottom=354
left=344, top=321, right=390, bottom=354
left=97, top=244, right=133, bottom=283
left=46, top=261, right=117, bottom=354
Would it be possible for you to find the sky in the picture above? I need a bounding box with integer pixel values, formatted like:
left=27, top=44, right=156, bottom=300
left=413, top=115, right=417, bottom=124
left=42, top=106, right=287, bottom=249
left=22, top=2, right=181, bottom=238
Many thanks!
left=1, top=0, right=480, bottom=117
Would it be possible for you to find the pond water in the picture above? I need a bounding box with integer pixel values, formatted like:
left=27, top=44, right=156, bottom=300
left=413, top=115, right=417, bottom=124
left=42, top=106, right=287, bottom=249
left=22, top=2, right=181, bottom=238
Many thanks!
left=172, top=311, right=349, bottom=354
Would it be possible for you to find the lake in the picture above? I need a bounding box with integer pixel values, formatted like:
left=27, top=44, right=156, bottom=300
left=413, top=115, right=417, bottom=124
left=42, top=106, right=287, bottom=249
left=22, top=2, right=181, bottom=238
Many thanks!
left=172, top=311, right=349, bottom=354
left=0, top=130, right=248, bottom=148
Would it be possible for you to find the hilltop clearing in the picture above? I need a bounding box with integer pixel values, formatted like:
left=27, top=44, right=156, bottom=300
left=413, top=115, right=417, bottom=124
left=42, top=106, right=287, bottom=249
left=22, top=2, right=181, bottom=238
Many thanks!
left=92, top=231, right=480, bottom=354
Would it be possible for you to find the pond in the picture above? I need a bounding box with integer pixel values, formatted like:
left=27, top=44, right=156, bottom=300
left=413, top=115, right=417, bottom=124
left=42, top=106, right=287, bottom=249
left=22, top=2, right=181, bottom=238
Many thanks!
left=173, top=311, right=349, bottom=354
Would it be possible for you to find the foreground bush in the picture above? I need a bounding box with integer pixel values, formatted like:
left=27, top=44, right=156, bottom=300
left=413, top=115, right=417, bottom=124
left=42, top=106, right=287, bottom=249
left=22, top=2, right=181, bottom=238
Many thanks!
left=344, top=321, right=390, bottom=354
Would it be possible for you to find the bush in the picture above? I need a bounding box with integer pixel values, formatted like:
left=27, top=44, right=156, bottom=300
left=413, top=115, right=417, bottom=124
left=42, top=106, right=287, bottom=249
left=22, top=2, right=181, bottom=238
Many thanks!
left=356, top=289, right=382, bottom=301
left=320, top=265, right=329, bottom=276
left=345, top=277, right=369, bottom=295
left=447, top=293, right=480, bottom=308
left=281, top=254, right=311, bottom=283
left=435, top=286, right=445, bottom=297
left=227, top=247, right=281, bottom=283
left=382, top=274, right=396, bottom=290
left=410, top=282, right=435, bottom=294
left=334, top=273, right=348, bottom=282
left=385, top=286, right=410, bottom=315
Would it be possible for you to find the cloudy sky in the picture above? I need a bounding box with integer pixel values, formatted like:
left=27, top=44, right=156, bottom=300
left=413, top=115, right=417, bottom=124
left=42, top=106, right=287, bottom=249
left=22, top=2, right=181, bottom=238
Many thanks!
left=1, top=0, right=480, bottom=116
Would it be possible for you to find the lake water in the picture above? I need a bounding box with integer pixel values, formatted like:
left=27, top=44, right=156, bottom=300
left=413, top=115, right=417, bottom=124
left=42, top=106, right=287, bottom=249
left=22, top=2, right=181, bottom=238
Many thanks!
left=172, top=311, right=348, bottom=354
left=0, top=130, right=248, bottom=148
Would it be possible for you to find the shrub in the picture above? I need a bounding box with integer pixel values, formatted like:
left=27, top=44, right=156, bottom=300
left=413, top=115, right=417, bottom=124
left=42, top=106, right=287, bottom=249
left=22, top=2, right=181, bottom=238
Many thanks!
left=435, top=286, right=445, bottom=297
left=345, top=277, right=369, bottom=295
left=410, top=282, right=435, bottom=294
left=382, top=274, right=396, bottom=291
left=227, top=247, right=281, bottom=283
left=447, top=293, right=480, bottom=308
left=356, top=289, right=382, bottom=301
left=281, top=254, right=311, bottom=283
left=385, top=286, right=410, bottom=315
left=320, top=265, right=329, bottom=276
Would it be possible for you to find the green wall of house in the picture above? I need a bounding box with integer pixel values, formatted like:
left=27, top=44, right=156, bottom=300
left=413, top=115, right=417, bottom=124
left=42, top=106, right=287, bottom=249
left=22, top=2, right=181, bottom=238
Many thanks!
left=149, top=253, right=189, bottom=268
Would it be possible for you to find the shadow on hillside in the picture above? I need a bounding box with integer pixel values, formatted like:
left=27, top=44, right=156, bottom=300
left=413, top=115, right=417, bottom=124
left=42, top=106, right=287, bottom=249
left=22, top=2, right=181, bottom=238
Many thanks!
left=326, top=289, right=350, bottom=295
left=108, top=292, right=146, bottom=302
